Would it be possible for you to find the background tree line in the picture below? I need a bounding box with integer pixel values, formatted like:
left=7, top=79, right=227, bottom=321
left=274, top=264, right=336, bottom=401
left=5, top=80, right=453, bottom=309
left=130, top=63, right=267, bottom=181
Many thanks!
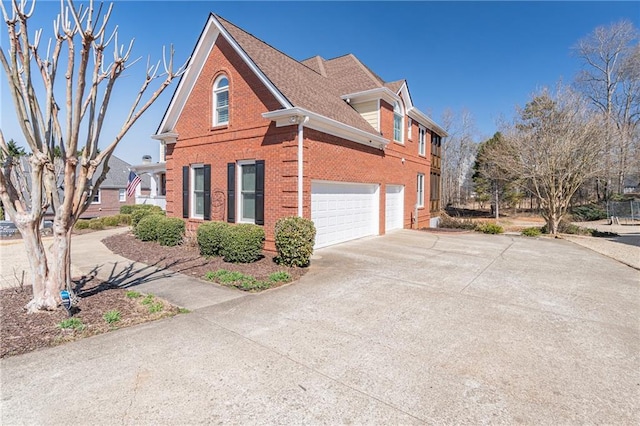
left=441, top=20, right=639, bottom=233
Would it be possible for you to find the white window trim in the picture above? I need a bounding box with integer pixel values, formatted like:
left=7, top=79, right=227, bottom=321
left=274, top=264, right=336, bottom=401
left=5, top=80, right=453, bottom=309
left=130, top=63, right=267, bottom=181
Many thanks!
left=237, top=160, right=256, bottom=224
left=213, top=75, right=229, bottom=127
left=393, top=101, right=404, bottom=144
left=407, top=118, right=412, bottom=140
left=417, top=173, right=425, bottom=208
left=418, top=126, right=426, bottom=156
left=119, top=188, right=126, bottom=202
left=91, top=189, right=101, bottom=205
left=190, top=164, right=204, bottom=219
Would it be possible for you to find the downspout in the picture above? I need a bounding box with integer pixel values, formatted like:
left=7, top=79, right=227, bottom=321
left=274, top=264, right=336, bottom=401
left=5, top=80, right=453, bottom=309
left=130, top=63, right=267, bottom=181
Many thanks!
left=297, top=116, right=309, bottom=217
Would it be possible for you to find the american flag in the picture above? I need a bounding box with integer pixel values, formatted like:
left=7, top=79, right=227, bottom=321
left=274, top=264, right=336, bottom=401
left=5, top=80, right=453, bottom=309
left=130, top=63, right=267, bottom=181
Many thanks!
left=126, top=171, right=141, bottom=197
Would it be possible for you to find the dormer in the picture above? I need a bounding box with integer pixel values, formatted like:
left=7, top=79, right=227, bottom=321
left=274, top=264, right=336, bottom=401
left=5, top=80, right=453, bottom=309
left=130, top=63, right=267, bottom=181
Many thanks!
left=341, top=87, right=399, bottom=132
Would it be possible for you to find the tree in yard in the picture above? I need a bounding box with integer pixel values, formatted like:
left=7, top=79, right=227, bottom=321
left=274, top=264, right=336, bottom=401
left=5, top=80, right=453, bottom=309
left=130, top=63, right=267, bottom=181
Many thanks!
left=574, top=20, right=640, bottom=198
left=440, top=108, right=479, bottom=207
left=0, top=0, right=185, bottom=312
left=486, top=86, right=605, bottom=234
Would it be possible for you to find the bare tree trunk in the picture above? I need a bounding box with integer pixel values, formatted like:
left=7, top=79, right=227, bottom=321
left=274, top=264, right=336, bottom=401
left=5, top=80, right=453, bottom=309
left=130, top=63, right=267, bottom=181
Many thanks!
left=17, top=221, right=57, bottom=312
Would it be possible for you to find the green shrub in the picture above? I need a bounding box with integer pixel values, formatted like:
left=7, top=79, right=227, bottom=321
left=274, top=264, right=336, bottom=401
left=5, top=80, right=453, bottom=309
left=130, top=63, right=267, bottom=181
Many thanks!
left=204, top=269, right=270, bottom=291
left=75, top=220, right=90, bottom=230
left=119, top=205, right=134, bottom=214
left=100, top=215, right=120, bottom=227
left=117, top=214, right=132, bottom=225
left=157, top=217, right=185, bottom=246
left=88, top=218, right=105, bottom=230
left=268, top=271, right=291, bottom=283
left=58, top=318, right=84, bottom=330
left=438, top=213, right=476, bottom=230
left=125, top=290, right=141, bottom=299
left=274, top=217, right=316, bottom=267
left=475, top=222, right=504, bottom=234
left=103, top=310, right=121, bottom=324
left=541, top=220, right=590, bottom=235
left=571, top=204, right=607, bottom=222
left=131, top=207, right=164, bottom=228
left=197, top=221, right=230, bottom=257
left=521, top=227, right=542, bottom=237
left=220, top=224, right=265, bottom=263
left=134, top=214, right=164, bottom=241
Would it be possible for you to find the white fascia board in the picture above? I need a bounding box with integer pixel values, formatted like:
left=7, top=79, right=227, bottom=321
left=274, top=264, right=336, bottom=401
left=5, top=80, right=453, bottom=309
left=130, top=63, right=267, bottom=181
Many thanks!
left=397, top=81, right=413, bottom=110
left=155, top=14, right=291, bottom=137
left=152, top=132, right=179, bottom=143
left=156, top=19, right=219, bottom=135
left=213, top=15, right=292, bottom=109
left=407, top=107, right=448, bottom=137
left=263, top=108, right=389, bottom=150
left=130, top=163, right=167, bottom=173
left=341, top=87, right=398, bottom=106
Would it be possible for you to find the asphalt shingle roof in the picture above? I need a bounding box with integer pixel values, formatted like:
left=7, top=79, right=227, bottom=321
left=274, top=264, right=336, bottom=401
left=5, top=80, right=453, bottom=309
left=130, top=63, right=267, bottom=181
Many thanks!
left=217, top=16, right=385, bottom=136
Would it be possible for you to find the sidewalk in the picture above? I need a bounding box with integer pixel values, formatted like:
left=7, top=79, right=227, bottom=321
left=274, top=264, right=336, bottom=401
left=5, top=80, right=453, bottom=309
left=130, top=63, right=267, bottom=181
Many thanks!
left=1, top=227, right=245, bottom=310
left=568, top=221, right=640, bottom=270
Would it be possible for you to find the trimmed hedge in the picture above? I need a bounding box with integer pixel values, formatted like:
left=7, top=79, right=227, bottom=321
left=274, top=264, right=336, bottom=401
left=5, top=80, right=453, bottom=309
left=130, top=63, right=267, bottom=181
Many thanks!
left=197, top=221, right=230, bottom=257
left=220, top=224, right=265, bottom=263
left=131, top=206, right=164, bottom=228
left=274, top=217, right=316, bottom=267
left=75, top=220, right=90, bottom=230
left=101, top=215, right=121, bottom=227
left=117, top=214, right=132, bottom=225
left=157, top=217, right=185, bottom=246
left=119, top=205, right=135, bottom=214
left=521, top=227, right=542, bottom=237
left=134, top=214, right=165, bottom=241
left=88, top=218, right=105, bottom=230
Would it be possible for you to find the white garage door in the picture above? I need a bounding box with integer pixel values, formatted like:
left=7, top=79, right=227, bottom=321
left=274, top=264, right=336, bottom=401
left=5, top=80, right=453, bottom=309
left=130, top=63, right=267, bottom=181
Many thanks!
left=311, top=181, right=379, bottom=248
left=385, top=185, right=404, bottom=231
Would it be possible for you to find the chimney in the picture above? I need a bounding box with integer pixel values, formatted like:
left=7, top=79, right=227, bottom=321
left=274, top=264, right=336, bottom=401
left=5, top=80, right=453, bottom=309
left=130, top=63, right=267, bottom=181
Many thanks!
left=142, top=155, right=152, bottom=164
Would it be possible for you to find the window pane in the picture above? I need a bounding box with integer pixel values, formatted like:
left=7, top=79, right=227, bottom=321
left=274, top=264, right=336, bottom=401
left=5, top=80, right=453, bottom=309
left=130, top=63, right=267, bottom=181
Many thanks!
left=394, top=115, right=401, bottom=141
left=242, top=193, right=255, bottom=220
left=194, top=167, right=204, bottom=191
left=242, top=164, right=256, bottom=191
left=195, top=192, right=204, bottom=215
left=216, top=77, right=228, bottom=89
left=217, top=106, right=229, bottom=124
left=216, top=90, right=228, bottom=108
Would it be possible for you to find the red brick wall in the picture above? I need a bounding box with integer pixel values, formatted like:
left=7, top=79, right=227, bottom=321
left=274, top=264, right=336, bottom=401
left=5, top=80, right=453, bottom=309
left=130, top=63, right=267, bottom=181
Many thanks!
left=81, top=188, right=133, bottom=218
left=167, top=34, right=434, bottom=249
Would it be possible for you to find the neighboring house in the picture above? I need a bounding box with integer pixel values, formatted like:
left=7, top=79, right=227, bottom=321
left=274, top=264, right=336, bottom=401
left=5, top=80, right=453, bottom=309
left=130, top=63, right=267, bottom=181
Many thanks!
left=81, top=155, right=150, bottom=218
left=129, top=150, right=168, bottom=211
left=153, top=14, right=447, bottom=249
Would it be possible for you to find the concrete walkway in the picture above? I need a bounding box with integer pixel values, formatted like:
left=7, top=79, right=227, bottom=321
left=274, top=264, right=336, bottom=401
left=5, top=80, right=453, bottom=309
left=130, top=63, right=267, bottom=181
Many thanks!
left=1, top=229, right=638, bottom=424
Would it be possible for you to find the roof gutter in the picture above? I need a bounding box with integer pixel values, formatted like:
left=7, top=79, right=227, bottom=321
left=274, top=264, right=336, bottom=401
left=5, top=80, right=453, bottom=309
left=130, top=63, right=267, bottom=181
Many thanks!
left=407, top=107, right=448, bottom=137
left=262, top=107, right=389, bottom=150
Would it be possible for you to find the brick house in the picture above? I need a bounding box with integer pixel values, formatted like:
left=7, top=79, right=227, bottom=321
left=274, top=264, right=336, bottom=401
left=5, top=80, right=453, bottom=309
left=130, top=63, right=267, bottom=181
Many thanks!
left=81, top=155, right=150, bottom=218
left=154, top=14, right=446, bottom=249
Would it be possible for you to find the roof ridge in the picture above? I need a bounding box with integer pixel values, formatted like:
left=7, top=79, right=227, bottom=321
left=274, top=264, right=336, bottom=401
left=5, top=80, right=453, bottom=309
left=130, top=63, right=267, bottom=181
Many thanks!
left=348, top=54, right=384, bottom=87
left=216, top=15, right=324, bottom=82
left=300, top=55, right=327, bottom=77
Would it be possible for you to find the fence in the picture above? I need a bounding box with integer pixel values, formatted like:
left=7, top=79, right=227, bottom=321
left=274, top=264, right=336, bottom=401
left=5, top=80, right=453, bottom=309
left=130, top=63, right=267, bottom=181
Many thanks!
left=607, top=201, right=640, bottom=224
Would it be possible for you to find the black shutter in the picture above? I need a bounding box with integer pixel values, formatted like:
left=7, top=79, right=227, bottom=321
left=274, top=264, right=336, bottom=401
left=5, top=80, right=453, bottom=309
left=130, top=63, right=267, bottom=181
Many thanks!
left=227, top=163, right=235, bottom=223
left=255, top=160, right=265, bottom=226
left=182, top=166, right=189, bottom=218
left=203, top=164, right=211, bottom=220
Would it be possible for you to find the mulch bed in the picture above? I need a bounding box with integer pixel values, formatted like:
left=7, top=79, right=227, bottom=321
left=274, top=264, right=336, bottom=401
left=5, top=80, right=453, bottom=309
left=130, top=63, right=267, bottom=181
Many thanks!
left=1, top=229, right=308, bottom=358
left=0, top=278, right=179, bottom=358
left=102, top=231, right=308, bottom=284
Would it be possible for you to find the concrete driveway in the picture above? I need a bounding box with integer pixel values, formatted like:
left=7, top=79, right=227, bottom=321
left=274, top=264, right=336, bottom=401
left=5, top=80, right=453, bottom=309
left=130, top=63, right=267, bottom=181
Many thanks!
left=1, top=230, right=639, bottom=424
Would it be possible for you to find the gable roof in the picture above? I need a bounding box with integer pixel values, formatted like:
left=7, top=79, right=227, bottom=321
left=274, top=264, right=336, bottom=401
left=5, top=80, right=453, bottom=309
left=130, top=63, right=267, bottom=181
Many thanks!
left=97, top=155, right=150, bottom=189
left=156, top=13, right=446, bottom=145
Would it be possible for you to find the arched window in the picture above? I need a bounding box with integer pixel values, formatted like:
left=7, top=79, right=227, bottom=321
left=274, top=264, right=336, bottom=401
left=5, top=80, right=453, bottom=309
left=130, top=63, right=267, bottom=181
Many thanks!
left=393, top=101, right=403, bottom=142
left=213, top=75, right=229, bottom=126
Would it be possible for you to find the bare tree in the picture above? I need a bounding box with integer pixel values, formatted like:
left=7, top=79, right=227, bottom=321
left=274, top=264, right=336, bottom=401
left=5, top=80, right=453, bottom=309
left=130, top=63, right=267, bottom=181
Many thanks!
left=0, top=0, right=185, bottom=312
left=488, top=86, right=604, bottom=234
left=574, top=20, right=640, bottom=197
left=440, top=108, right=478, bottom=207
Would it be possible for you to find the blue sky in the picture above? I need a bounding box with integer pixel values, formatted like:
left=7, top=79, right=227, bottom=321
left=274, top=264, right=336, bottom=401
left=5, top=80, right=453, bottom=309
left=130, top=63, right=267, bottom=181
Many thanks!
left=1, top=1, right=638, bottom=165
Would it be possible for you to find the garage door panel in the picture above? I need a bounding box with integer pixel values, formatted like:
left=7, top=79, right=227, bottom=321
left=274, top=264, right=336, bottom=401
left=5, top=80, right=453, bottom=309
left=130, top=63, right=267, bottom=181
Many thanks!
left=385, top=185, right=404, bottom=231
left=312, top=181, right=379, bottom=248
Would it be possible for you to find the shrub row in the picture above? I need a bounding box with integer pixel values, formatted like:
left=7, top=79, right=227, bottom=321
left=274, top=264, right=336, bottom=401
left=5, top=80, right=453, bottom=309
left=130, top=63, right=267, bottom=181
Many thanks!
left=571, top=204, right=607, bottom=222
left=75, top=214, right=131, bottom=230
left=196, top=217, right=316, bottom=266
left=197, top=222, right=265, bottom=263
left=134, top=214, right=185, bottom=246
